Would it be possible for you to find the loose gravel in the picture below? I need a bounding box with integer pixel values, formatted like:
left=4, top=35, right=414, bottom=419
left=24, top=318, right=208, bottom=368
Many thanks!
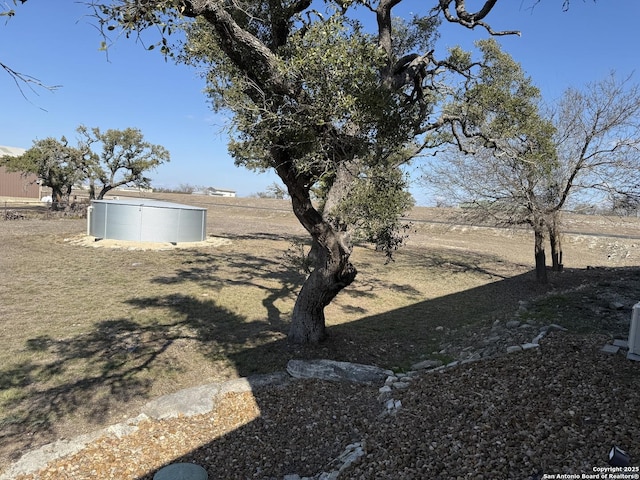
left=9, top=332, right=640, bottom=480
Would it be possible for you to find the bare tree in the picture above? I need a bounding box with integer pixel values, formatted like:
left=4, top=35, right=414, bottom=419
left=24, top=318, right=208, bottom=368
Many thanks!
left=1, top=2, right=60, bottom=100
left=545, top=73, right=640, bottom=265
left=424, top=69, right=640, bottom=283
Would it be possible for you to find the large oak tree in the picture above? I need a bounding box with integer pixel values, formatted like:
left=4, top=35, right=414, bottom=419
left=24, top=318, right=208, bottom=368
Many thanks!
left=84, top=0, right=522, bottom=343
left=2, top=126, right=170, bottom=206
left=0, top=137, right=84, bottom=210
left=77, top=125, right=170, bottom=200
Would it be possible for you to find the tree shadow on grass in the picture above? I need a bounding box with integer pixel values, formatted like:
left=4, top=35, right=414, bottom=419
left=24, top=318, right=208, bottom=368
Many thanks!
left=0, top=302, right=251, bottom=465
left=124, top=294, right=295, bottom=375
left=1, top=244, right=532, bottom=466
left=127, top=265, right=640, bottom=480
left=151, top=249, right=306, bottom=330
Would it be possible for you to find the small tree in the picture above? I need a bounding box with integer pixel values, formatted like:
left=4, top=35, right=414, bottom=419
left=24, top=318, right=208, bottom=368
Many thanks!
left=544, top=73, right=640, bottom=264
left=77, top=125, right=170, bottom=199
left=425, top=53, right=640, bottom=282
left=254, top=183, right=289, bottom=200
left=423, top=38, right=558, bottom=283
left=1, top=137, right=84, bottom=210
left=611, top=194, right=640, bottom=217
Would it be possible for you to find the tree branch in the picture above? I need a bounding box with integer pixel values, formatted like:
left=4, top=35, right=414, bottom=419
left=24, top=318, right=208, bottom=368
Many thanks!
left=1, top=61, right=60, bottom=106
left=437, top=0, right=520, bottom=36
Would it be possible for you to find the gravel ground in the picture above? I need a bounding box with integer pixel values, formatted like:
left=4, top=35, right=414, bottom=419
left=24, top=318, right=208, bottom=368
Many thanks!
left=10, top=332, right=640, bottom=480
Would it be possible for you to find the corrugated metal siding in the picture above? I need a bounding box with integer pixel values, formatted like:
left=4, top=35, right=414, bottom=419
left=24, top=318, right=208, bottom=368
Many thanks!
left=0, top=166, right=40, bottom=199
left=0, top=146, right=40, bottom=199
left=89, top=199, right=207, bottom=242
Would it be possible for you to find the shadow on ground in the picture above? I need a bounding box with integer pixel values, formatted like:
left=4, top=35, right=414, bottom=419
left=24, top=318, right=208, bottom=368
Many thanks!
left=130, top=265, right=640, bottom=480
left=2, top=247, right=639, bottom=474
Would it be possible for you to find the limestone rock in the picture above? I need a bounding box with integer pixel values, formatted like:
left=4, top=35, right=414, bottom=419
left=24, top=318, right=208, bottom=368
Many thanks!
left=286, top=359, right=388, bottom=384
left=601, top=344, right=620, bottom=354
left=411, top=359, right=444, bottom=370
left=392, top=381, right=411, bottom=389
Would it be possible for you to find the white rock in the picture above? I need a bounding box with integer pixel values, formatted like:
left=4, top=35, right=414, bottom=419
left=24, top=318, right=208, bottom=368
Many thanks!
left=286, top=359, right=388, bottom=384
left=531, top=333, right=546, bottom=344
left=392, top=382, right=410, bottom=389
left=548, top=323, right=568, bottom=332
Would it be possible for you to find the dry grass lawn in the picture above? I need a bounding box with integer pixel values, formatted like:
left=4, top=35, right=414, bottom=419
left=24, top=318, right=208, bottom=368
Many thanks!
left=1, top=194, right=640, bottom=471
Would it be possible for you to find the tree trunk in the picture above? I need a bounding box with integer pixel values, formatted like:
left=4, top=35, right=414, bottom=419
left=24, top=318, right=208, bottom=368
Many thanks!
left=548, top=222, right=563, bottom=272
left=97, top=185, right=113, bottom=200
left=88, top=181, right=96, bottom=200
left=287, top=197, right=357, bottom=343
left=50, top=187, right=63, bottom=211
left=275, top=154, right=357, bottom=344
left=305, top=160, right=359, bottom=268
left=534, top=225, right=548, bottom=284
left=289, top=242, right=357, bottom=343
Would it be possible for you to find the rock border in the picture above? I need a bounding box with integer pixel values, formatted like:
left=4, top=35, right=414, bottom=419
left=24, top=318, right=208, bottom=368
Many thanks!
left=0, top=373, right=291, bottom=480
left=0, top=323, right=581, bottom=480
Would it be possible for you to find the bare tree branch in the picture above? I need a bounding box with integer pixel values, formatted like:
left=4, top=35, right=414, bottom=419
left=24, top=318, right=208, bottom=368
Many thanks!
left=437, top=0, right=520, bottom=36
left=0, top=60, right=61, bottom=108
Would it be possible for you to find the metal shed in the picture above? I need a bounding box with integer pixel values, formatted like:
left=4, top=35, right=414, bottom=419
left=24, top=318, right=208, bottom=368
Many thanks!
left=0, top=146, right=41, bottom=200
left=88, top=198, right=207, bottom=243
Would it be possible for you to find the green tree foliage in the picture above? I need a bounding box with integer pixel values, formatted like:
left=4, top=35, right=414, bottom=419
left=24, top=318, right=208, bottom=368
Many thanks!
left=77, top=125, right=170, bottom=199
left=1, top=126, right=170, bottom=207
left=424, top=38, right=558, bottom=282
left=332, top=164, right=415, bottom=260
left=83, top=0, right=523, bottom=343
left=424, top=42, right=640, bottom=284
left=185, top=13, right=419, bottom=257
left=1, top=137, right=84, bottom=209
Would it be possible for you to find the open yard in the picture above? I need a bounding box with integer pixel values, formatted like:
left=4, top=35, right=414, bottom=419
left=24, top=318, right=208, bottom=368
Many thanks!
left=1, top=194, right=640, bottom=477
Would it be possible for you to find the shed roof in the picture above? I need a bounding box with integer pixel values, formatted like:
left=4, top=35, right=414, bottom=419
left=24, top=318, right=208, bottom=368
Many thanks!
left=0, top=145, right=26, bottom=157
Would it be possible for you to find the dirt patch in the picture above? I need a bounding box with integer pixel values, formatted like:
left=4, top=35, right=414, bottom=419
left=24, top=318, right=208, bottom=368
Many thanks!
left=64, top=235, right=232, bottom=251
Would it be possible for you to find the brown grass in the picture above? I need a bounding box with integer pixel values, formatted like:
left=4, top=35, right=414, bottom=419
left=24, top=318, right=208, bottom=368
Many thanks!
left=1, top=193, right=640, bottom=470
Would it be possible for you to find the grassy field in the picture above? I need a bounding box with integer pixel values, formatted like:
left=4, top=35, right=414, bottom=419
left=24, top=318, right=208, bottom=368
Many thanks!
left=1, top=194, right=640, bottom=469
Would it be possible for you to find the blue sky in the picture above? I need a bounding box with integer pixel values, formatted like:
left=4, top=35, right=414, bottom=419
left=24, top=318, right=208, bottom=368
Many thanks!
left=1, top=1, right=638, bottom=203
